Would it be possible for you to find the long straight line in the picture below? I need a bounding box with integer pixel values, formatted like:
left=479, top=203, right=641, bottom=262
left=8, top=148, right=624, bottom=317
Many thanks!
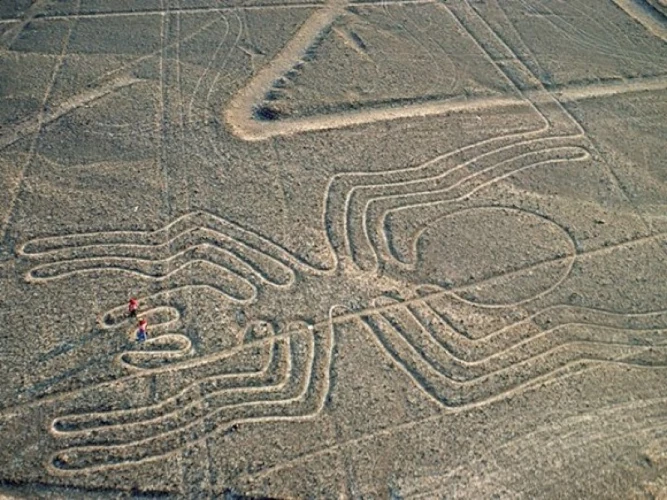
left=227, top=74, right=667, bottom=140
left=0, top=0, right=81, bottom=253
left=158, top=2, right=172, bottom=217
left=610, top=0, right=667, bottom=41
left=0, top=0, right=432, bottom=23
left=5, top=226, right=666, bottom=414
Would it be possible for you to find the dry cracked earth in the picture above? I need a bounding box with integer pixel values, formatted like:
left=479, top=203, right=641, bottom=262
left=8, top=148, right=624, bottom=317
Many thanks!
left=0, top=0, right=666, bottom=498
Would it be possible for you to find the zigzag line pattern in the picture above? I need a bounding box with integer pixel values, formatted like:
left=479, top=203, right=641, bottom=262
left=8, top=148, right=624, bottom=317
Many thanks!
left=115, top=304, right=192, bottom=371
left=46, top=308, right=340, bottom=473
left=360, top=291, right=667, bottom=408
left=19, top=210, right=335, bottom=304
left=10, top=0, right=667, bottom=480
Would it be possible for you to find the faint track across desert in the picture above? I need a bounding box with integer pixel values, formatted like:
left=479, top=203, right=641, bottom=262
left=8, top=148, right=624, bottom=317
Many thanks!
left=4, top=0, right=667, bottom=477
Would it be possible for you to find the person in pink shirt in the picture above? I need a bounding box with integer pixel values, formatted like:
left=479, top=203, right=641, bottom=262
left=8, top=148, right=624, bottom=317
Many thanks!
left=128, top=298, right=139, bottom=318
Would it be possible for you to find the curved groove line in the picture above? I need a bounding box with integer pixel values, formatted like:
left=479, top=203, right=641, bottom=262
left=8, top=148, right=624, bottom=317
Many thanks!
left=116, top=333, right=196, bottom=372
left=55, top=338, right=281, bottom=434
left=26, top=245, right=289, bottom=297
left=47, top=314, right=336, bottom=473
left=407, top=303, right=667, bottom=371
left=14, top=0, right=665, bottom=475
left=26, top=228, right=297, bottom=287
left=20, top=211, right=331, bottom=275
left=54, top=337, right=293, bottom=447
left=359, top=298, right=667, bottom=406
left=363, top=309, right=665, bottom=407
left=408, top=395, right=667, bottom=498
left=369, top=146, right=589, bottom=268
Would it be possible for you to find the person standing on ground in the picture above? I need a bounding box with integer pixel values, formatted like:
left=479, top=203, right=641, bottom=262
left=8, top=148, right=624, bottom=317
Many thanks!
left=128, top=298, right=139, bottom=318
left=137, top=318, right=148, bottom=343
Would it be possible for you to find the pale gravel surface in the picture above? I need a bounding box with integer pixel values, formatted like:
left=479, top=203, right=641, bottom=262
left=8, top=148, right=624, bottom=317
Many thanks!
left=0, top=0, right=666, bottom=498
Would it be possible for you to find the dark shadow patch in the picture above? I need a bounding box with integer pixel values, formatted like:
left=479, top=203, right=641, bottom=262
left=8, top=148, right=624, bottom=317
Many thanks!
left=223, top=488, right=285, bottom=500
left=0, top=478, right=172, bottom=498
left=265, top=90, right=283, bottom=101
left=253, top=105, right=285, bottom=122
left=349, top=30, right=367, bottom=52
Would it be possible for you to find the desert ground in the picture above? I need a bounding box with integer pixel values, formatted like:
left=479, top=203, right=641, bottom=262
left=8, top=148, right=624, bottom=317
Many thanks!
left=0, top=0, right=666, bottom=498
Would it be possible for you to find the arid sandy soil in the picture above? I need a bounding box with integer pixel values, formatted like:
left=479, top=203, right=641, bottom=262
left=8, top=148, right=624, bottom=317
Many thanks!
left=0, top=0, right=666, bottom=498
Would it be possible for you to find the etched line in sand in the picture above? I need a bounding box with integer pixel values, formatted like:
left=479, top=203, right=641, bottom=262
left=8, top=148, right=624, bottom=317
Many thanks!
left=113, top=303, right=195, bottom=372
left=224, top=0, right=544, bottom=140
left=546, top=74, right=667, bottom=102
left=26, top=241, right=667, bottom=399
left=18, top=211, right=333, bottom=305
left=79, top=5, right=250, bottom=95
left=238, top=339, right=667, bottom=484
left=17, top=155, right=587, bottom=297
left=0, top=76, right=161, bottom=153
left=226, top=75, right=667, bottom=140
left=18, top=0, right=429, bottom=22
left=14, top=16, right=664, bottom=470
left=334, top=142, right=589, bottom=272
left=12, top=217, right=667, bottom=472
left=223, top=0, right=667, bottom=140
left=646, top=0, right=667, bottom=16
left=157, top=4, right=172, bottom=217
left=0, top=0, right=86, bottom=253
left=225, top=0, right=351, bottom=139
left=232, top=95, right=527, bottom=141
left=19, top=213, right=667, bottom=314
left=0, top=0, right=50, bottom=49
left=360, top=295, right=667, bottom=408
left=5, top=0, right=666, bottom=484
left=374, top=150, right=586, bottom=268
left=186, top=10, right=246, bottom=174
left=52, top=336, right=291, bottom=441
left=47, top=308, right=339, bottom=473
left=610, top=0, right=667, bottom=41
left=19, top=80, right=593, bottom=285
left=507, top=0, right=662, bottom=66
left=404, top=395, right=667, bottom=498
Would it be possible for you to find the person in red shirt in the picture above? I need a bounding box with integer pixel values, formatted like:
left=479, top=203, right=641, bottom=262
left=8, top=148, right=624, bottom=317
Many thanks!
left=137, top=318, right=148, bottom=343
left=128, top=298, right=139, bottom=318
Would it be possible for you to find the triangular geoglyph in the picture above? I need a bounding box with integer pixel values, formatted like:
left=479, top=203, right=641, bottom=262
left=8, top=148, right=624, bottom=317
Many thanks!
left=224, top=0, right=529, bottom=140
left=224, top=0, right=667, bottom=141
